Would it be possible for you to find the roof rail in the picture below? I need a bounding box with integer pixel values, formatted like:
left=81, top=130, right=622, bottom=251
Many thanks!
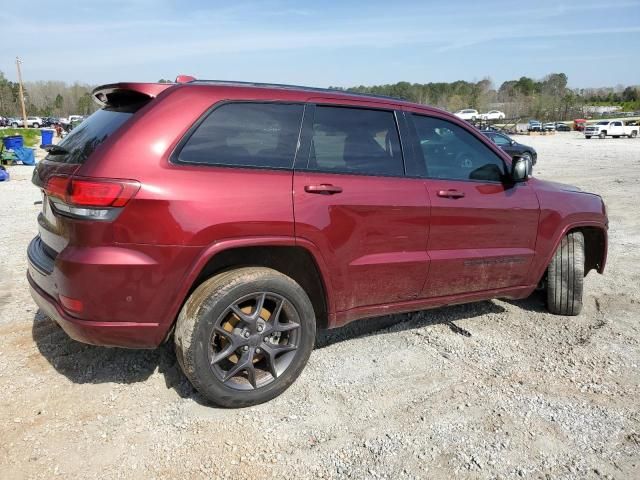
left=188, top=79, right=408, bottom=103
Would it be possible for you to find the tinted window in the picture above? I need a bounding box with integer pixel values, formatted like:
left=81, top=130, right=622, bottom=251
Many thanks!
left=412, top=115, right=506, bottom=182
left=178, top=103, right=303, bottom=169
left=308, top=106, right=403, bottom=176
left=491, top=133, right=511, bottom=146
left=45, top=104, right=142, bottom=164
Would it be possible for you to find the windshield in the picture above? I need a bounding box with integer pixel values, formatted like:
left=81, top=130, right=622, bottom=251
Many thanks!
left=597, top=121, right=610, bottom=125
left=46, top=102, right=145, bottom=164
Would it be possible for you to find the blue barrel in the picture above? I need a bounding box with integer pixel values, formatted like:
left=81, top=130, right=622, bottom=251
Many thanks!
left=2, top=135, right=24, bottom=150
left=40, top=129, right=54, bottom=146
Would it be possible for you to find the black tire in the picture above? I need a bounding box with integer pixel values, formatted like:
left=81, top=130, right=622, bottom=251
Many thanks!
left=631, top=131, right=638, bottom=138
left=599, top=131, right=606, bottom=139
left=11, top=122, right=18, bottom=128
left=175, top=267, right=316, bottom=407
left=585, top=136, right=591, bottom=139
left=613, top=135, right=619, bottom=139
left=32, top=123, right=39, bottom=128
left=546, top=231, right=584, bottom=316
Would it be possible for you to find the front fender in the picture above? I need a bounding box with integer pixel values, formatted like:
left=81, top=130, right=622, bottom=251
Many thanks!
left=528, top=181, right=608, bottom=283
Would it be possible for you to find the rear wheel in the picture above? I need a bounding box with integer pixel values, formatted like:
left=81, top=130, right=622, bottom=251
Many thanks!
left=175, top=267, right=316, bottom=407
left=631, top=131, right=638, bottom=138
left=585, top=136, right=591, bottom=139
left=32, top=123, right=40, bottom=128
left=546, top=232, right=584, bottom=316
left=11, top=122, right=18, bottom=128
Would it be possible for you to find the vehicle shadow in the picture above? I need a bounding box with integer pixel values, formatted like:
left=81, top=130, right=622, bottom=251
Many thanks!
left=315, top=299, right=506, bottom=348
left=31, top=310, right=195, bottom=398
left=32, top=299, right=510, bottom=401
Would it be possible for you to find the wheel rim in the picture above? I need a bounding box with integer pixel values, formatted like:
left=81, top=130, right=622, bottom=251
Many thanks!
left=208, top=292, right=301, bottom=391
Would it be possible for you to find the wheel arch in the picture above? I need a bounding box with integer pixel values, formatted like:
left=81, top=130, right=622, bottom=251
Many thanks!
left=536, top=222, right=607, bottom=284
left=169, top=238, right=334, bottom=336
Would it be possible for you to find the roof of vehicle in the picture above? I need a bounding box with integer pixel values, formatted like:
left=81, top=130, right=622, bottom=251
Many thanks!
left=91, top=79, right=449, bottom=116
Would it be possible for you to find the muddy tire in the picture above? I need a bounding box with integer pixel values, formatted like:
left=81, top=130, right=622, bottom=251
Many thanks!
left=546, top=232, right=584, bottom=316
left=174, top=267, right=316, bottom=407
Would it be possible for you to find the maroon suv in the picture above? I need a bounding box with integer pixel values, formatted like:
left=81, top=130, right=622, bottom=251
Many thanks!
left=28, top=79, right=608, bottom=407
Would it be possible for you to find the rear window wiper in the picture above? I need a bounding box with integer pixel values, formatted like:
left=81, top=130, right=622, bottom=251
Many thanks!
left=42, top=144, right=69, bottom=155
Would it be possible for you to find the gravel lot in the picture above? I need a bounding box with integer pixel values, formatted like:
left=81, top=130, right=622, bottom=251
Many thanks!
left=1, top=132, right=639, bottom=479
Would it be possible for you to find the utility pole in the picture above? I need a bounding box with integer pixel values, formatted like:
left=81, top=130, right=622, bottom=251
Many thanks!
left=16, top=57, right=28, bottom=129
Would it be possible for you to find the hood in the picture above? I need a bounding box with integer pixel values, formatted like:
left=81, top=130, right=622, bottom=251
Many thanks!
left=532, top=178, right=603, bottom=199
left=536, top=179, right=582, bottom=193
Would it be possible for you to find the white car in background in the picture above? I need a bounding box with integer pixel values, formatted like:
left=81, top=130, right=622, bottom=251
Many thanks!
left=10, top=116, right=43, bottom=128
left=454, top=109, right=479, bottom=120
left=481, top=110, right=506, bottom=120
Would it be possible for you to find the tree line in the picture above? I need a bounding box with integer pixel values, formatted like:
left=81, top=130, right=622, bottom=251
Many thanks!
left=1, top=70, right=638, bottom=121
left=0, top=71, right=97, bottom=118
left=336, top=73, right=640, bottom=121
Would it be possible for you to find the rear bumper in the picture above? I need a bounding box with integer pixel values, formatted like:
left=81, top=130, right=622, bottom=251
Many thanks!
left=28, top=271, right=165, bottom=348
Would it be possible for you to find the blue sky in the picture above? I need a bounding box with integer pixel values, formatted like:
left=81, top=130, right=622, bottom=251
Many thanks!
left=1, top=0, right=639, bottom=88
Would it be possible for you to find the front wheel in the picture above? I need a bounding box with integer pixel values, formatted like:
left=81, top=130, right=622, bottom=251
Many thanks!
left=11, top=122, right=18, bottom=128
left=599, top=132, right=606, bottom=139
left=174, top=267, right=316, bottom=407
left=585, top=136, right=591, bottom=139
left=32, top=123, right=40, bottom=128
left=546, top=231, right=584, bottom=316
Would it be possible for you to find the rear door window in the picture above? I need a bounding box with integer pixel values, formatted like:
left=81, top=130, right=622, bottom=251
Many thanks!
left=307, top=106, right=404, bottom=177
left=177, top=103, right=304, bottom=169
left=46, top=103, right=143, bottom=164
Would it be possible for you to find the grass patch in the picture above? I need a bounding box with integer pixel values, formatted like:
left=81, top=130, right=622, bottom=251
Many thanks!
left=1, top=128, right=42, bottom=148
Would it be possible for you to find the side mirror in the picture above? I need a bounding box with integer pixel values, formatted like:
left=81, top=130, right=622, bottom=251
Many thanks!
left=511, top=155, right=532, bottom=182
left=510, top=140, right=516, bottom=145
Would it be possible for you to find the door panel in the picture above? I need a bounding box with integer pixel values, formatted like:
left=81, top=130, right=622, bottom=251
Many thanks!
left=405, top=112, right=540, bottom=298
left=293, top=104, right=429, bottom=312
left=294, top=172, right=429, bottom=311
left=423, top=179, right=539, bottom=297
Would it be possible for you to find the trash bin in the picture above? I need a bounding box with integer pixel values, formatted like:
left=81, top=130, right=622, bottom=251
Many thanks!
left=40, top=129, right=54, bottom=147
left=2, top=135, right=24, bottom=150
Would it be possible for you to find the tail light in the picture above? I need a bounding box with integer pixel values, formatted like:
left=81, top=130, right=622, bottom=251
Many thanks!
left=44, top=175, right=140, bottom=220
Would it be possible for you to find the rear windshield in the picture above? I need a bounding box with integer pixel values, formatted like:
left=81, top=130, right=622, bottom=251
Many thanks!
left=46, top=103, right=144, bottom=164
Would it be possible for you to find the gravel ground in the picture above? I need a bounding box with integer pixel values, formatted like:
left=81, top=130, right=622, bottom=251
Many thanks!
left=0, top=132, right=639, bottom=479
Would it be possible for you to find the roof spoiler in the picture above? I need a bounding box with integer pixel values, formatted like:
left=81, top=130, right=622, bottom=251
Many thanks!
left=92, top=82, right=173, bottom=107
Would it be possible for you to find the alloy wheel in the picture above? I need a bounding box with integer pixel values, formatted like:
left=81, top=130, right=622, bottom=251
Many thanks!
left=208, top=292, right=301, bottom=391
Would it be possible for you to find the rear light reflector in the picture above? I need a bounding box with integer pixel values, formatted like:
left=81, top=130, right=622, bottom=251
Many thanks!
left=44, top=175, right=140, bottom=220
left=59, top=295, right=84, bottom=314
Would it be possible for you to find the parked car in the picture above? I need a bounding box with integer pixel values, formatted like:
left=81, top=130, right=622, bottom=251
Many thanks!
left=584, top=120, right=639, bottom=139
left=527, top=120, right=542, bottom=132
left=480, top=110, right=506, bottom=120
left=574, top=119, right=587, bottom=131
left=41, top=117, right=60, bottom=127
left=543, top=122, right=556, bottom=132
left=10, top=116, right=43, bottom=128
left=555, top=123, right=571, bottom=132
left=481, top=130, right=537, bottom=165
left=67, top=115, right=85, bottom=124
left=454, top=109, right=479, bottom=120
left=0, top=116, right=7, bottom=127
left=28, top=78, right=608, bottom=407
